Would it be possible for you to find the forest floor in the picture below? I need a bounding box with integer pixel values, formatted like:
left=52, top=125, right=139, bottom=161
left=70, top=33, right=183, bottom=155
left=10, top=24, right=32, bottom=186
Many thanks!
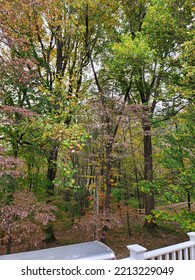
left=52, top=201, right=193, bottom=259
left=0, top=202, right=193, bottom=259
left=54, top=210, right=188, bottom=259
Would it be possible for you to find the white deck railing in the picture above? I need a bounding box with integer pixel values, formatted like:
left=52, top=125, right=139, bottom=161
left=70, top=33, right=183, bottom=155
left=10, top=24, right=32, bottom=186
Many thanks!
left=126, top=232, right=195, bottom=260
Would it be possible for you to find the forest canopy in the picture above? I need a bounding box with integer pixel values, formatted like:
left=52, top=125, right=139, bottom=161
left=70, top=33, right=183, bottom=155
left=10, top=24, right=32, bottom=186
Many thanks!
left=0, top=0, right=194, bottom=253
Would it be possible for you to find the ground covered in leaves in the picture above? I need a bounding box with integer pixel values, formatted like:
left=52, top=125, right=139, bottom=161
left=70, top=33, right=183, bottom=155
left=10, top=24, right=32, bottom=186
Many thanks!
left=0, top=205, right=190, bottom=259
left=54, top=213, right=188, bottom=259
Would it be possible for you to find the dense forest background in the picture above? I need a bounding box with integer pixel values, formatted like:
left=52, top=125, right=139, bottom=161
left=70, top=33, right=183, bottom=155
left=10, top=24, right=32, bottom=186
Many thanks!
left=0, top=0, right=194, bottom=255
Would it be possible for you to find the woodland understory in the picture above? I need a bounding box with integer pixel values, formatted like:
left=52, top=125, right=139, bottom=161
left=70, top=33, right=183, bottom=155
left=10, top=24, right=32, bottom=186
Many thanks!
left=0, top=0, right=194, bottom=255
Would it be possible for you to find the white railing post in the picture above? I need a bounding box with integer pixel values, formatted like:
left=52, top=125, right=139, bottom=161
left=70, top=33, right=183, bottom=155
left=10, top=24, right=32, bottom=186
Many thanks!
left=187, top=232, right=195, bottom=260
left=188, top=232, right=195, bottom=242
left=127, top=244, right=147, bottom=260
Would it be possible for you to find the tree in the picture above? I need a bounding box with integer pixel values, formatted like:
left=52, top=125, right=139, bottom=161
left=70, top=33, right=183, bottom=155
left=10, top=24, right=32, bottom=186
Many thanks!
left=0, top=105, right=38, bottom=202
left=0, top=0, right=94, bottom=194
left=0, top=190, right=56, bottom=254
left=0, top=0, right=194, bottom=243
left=94, top=0, right=194, bottom=226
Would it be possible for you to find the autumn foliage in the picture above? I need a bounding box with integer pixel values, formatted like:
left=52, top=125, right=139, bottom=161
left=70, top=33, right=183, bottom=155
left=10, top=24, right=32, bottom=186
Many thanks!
left=0, top=0, right=194, bottom=256
left=0, top=191, right=56, bottom=253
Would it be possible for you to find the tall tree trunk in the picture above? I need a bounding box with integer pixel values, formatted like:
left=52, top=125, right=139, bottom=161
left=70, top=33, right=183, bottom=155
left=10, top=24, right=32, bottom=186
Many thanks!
left=47, top=146, right=58, bottom=195
left=105, top=143, right=112, bottom=211
left=101, top=142, right=113, bottom=244
left=143, top=121, right=156, bottom=227
left=45, top=146, right=58, bottom=241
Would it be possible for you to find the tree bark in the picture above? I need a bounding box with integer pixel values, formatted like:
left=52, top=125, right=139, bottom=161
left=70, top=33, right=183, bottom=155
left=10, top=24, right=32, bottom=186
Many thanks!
left=105, top=142, right=113, bottom=211
left=47, top=146, right=58, bottom=195
left=100, top=142, right=113, bottom=244
left=143, top=121, right=156, bottom=227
